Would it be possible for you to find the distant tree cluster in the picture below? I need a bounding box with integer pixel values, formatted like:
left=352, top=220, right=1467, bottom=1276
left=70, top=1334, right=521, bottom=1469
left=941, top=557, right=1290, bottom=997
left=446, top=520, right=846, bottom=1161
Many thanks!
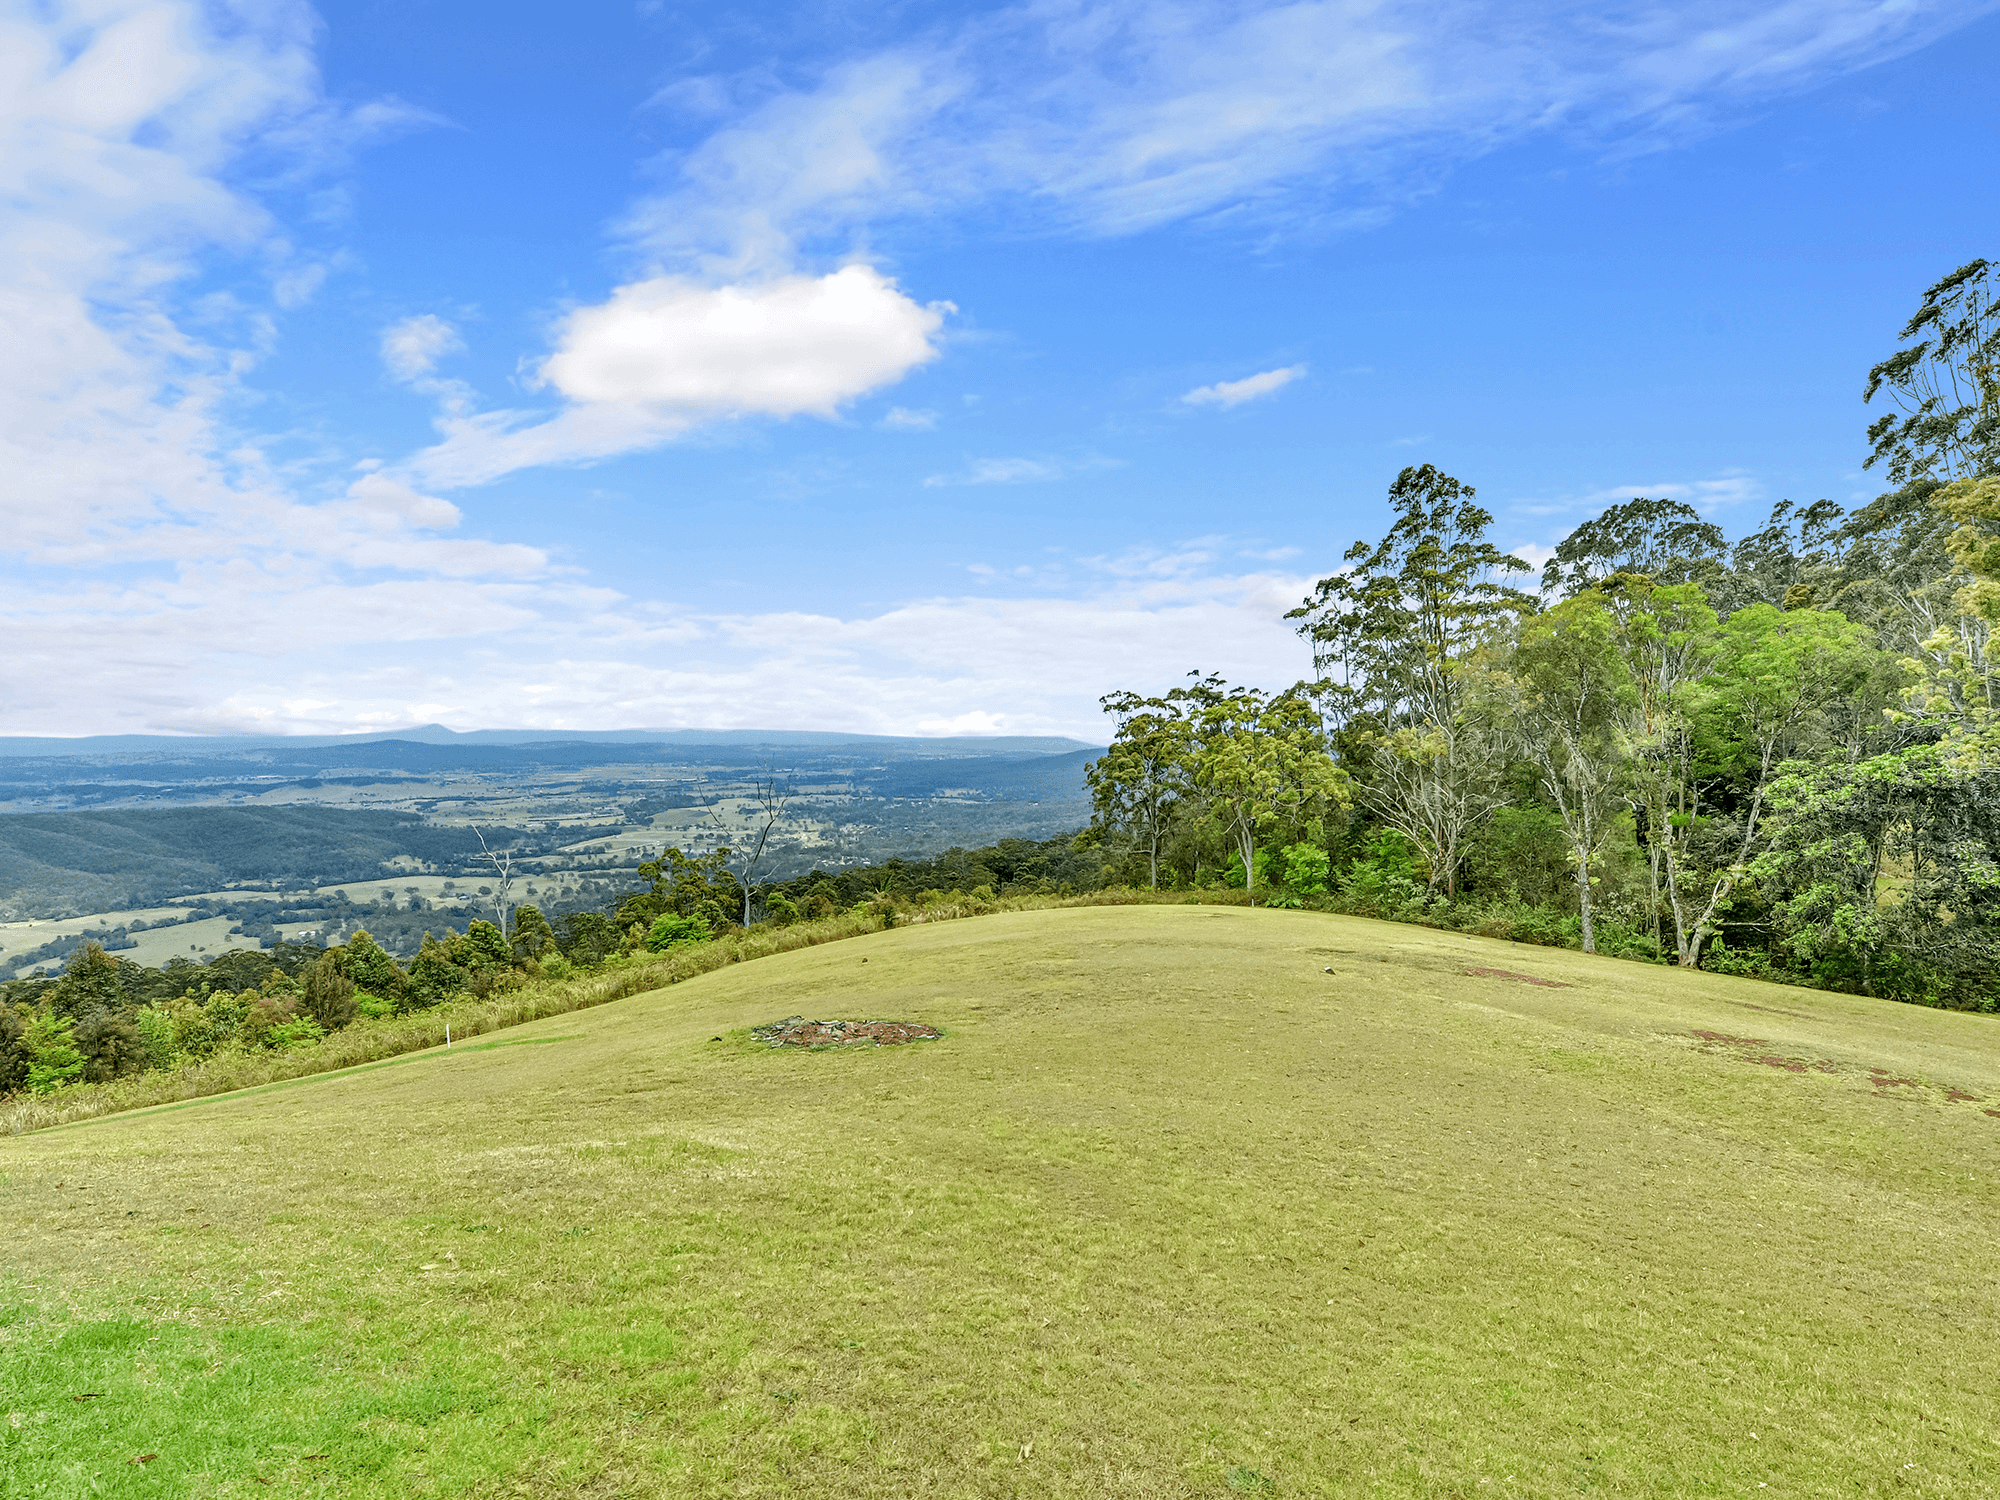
left=0, top=827, right=1121, bottom=1100
left=1088, top=260, right=2000, bottom=1009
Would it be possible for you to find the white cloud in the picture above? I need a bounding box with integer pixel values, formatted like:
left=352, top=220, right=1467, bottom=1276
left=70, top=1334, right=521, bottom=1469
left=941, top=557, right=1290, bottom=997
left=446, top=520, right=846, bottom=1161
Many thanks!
left=1508, top=472, right=1766, bottom=519
left=620, top=1, right=1986, bottom=268
left=0, top=547, right=1323, bottom=739
left=380, top=314, right=463, bottom=381
left=1182, top=365, right=1306, bottom=408
left=543, top=265, right=945, bottom=415
left=401, top=266, right=951, bottom=488
left=924, top=457, right=1065, bottom=488
left=880, top=405, right=937, bottom=430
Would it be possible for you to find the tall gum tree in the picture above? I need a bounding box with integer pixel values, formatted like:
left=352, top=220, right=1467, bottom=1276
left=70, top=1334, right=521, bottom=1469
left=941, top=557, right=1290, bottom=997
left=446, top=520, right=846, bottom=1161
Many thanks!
left=1289, top=464, right=1532, bottom=895
left=1087, top=690, right=1193, bottom=889
left=1505, top=593, right=1633, bottom=953
left=1179, top=676, right=1346, bottom=905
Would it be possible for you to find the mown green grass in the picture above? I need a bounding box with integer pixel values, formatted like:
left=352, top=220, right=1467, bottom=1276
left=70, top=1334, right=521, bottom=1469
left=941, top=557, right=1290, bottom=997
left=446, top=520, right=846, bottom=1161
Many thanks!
left=4, top=905, right=1999, bottom=1497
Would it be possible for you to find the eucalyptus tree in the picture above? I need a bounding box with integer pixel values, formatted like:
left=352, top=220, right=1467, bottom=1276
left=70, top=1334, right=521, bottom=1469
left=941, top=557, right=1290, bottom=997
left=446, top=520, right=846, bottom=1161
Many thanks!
left=1541, top=497, right=1727, bottom=599
left=1087, top=689, right=1194, bottom=888
left=1597, top=577, right=1720, bottom=962
left=1505, top=593, right=1632, bottom=952
left=1289, top=465, right=1533, bottom=894
left=1865, top=258, right=1999, bottom=489
left=1177, top=675, right=1346, bottom=905
left=1673, top=604, right=1879, bottom=966
left=704, top=775, right=792, bottom=926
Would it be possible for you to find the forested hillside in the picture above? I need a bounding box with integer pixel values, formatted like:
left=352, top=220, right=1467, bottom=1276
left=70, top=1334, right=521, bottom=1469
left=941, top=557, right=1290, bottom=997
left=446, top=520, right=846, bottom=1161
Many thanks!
left=0, top=809, right=527, bottom=920
left=1086, top=259, right=2000, bottom=1010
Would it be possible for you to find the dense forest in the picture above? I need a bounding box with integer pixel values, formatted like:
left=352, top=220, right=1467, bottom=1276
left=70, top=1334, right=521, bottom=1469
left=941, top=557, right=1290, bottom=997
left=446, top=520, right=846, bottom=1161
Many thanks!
left=1086, top=259, right=2000, bottom=1009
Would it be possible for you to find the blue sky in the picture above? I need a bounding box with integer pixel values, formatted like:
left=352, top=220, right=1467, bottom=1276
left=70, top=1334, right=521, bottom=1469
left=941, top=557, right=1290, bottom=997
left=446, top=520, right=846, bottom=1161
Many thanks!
left=3, top=0, right=1997, bottom=740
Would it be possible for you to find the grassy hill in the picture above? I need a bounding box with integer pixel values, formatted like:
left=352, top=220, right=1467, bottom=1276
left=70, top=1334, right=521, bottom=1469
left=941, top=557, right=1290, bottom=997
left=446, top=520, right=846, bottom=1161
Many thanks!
left=4, top=905, right=1997, bottom=1496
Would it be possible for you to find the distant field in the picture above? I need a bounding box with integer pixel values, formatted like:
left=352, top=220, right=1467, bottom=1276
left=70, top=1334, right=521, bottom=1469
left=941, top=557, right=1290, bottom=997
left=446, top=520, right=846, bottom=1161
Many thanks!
left=4, top=907, right=1997, bottom=1496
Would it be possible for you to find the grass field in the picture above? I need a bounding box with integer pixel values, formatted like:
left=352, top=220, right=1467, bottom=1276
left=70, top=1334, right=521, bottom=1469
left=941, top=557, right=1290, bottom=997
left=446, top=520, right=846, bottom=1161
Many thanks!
left=3, top=904, right=1998, bottom=1497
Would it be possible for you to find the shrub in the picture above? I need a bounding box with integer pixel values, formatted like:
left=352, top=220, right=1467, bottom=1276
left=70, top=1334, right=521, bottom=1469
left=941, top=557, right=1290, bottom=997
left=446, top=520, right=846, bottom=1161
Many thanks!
left=74, top=1008, right=148, bottom=1084
left=354, top=990, right=395, bottom=1020
left=0, top=1005, right=27, bottom=1095
left=23, top=1012, right=84, bottom=1094
left=1280, top=843, right=1331, bottom=901
left=302, top=952, right=358, bottom=1032
left=266, top=1013, right=327, bottom=1051
left=646, top=914, right=711, bottom=952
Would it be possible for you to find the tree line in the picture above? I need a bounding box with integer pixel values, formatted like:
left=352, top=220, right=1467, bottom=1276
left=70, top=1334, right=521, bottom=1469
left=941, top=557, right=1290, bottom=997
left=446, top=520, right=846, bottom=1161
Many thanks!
left=1086, top=258, right=2000, bottom=1009
left=0, top=832, right=1115, bottom=1098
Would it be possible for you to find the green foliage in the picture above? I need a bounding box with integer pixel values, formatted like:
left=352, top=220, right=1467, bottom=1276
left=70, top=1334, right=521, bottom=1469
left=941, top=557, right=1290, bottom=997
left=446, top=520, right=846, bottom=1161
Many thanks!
left=48, top=943, right=126, bottom=1021
left=341, top=930, right=407, bottom=1003
left=460, top=919, right=514, bottom=972
left=508, top=903, right=556, bottom=959
left=265, top=1013, right=328, bottom=1051
left=1279, top=842, right=1331, bottom=900
left=0, top=1003, right=30, bottom=1095
left=302, top=952, right=358, bottom=1033
left=553, top=911, right=623, bottom=967
left=646, top=913, right=712, bottom=952
left=354, top=990, right=395, bottom=1020
left=1864, top=258, right=1998, bottom=489
left=73, top=1007, right=148, bottom=1084
left=406, top=934, right=468, bottom=1010
left=23, top=1011, right=84, bottom=1093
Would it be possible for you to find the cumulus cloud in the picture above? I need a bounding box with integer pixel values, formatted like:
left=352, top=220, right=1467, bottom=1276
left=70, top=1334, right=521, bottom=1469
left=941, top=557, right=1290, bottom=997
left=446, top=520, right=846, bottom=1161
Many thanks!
left=400, top=266, right=951, bottom=488
left=543, top=266, right=945, bottom=415
left=1182, top=365, right=1307, bottom=408
left=380, top=314, right=463, bottom=381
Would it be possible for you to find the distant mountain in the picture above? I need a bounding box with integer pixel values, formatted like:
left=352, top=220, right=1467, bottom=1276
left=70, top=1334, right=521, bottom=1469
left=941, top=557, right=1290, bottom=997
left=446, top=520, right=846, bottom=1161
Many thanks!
left=0, top=726, right=1098, bottom=759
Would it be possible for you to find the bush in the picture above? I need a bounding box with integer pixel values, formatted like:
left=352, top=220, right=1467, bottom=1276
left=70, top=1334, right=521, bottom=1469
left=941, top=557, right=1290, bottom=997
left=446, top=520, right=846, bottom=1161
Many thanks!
left=302, top=952, right=357, bottom=1032
left=23, top=1012, right=84, bottom=1094
left=74, top=1008, right=148, bottom=1084
left=0, top=1006, right=27, bottom=1095
left=647, top=913, right=712, bottom=952
left=354, top=990, right=395, bottom=1020
left=266, top=1013, right=327, bottom=1051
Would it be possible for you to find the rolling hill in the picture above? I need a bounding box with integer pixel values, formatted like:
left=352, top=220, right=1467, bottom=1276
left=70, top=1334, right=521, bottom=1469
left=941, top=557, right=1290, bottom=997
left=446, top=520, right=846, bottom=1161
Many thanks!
left=4, top=905, right=1997, bottom=1496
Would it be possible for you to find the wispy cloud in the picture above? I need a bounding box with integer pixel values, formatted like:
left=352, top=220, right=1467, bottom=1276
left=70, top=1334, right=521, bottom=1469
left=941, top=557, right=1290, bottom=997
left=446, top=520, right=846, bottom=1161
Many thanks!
left=1182, top=365, right=1306, bottom=408
left=620, top=0, right=1989, bottom=271
left=880, top=405, right=938, bottom=430
left=922, top=453, right=1123, bottom=488
left=1507, top=473, right=1766, bottom=519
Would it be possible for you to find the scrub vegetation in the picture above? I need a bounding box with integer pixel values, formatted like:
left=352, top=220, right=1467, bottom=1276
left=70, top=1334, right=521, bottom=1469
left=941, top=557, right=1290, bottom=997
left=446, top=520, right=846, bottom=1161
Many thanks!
left=4, top=904, right=1997, bottom=1497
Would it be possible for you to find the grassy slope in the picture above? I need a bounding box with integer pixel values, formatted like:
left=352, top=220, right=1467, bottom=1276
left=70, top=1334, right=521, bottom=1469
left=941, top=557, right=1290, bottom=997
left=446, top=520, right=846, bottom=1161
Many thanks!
left=3, top=905, right=1997, bottom=1498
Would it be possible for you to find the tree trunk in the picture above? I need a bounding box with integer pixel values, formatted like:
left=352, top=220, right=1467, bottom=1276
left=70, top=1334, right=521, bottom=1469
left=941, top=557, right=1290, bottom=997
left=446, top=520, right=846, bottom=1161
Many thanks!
left=1575, top=855, right=1596, bottom=954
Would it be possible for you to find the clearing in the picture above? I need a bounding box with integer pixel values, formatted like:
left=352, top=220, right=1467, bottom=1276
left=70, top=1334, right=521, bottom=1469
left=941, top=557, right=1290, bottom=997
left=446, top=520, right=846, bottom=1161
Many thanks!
left=3, top=904, right=1998, bottom=1496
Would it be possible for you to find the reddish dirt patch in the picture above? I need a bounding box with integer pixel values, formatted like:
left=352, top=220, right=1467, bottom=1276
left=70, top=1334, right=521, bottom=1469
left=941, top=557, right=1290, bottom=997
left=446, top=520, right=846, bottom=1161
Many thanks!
left=1946, top=1088, right=1983, bottom=1104
left=1867, top=1070, right=1920, bottom=1089
left=751, top=1016, right=943, bottom=1049
left=1464, top=968, right=1572, bottom=988
left=1688, top=1031, right=1838, bottom=1074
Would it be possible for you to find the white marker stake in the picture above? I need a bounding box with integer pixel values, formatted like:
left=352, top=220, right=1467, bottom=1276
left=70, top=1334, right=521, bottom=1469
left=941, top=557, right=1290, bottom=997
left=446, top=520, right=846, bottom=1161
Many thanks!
left=446, top=1024, right=451, bottom=1049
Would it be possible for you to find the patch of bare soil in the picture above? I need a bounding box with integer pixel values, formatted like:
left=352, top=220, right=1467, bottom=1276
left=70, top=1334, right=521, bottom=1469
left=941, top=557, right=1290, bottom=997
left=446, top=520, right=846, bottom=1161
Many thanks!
left=1684, top=1029, right=1989, bottom=1110
left=751, top=1016, right=943, bottom=1049
left=1464, top=967, right=1571, bottom=988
